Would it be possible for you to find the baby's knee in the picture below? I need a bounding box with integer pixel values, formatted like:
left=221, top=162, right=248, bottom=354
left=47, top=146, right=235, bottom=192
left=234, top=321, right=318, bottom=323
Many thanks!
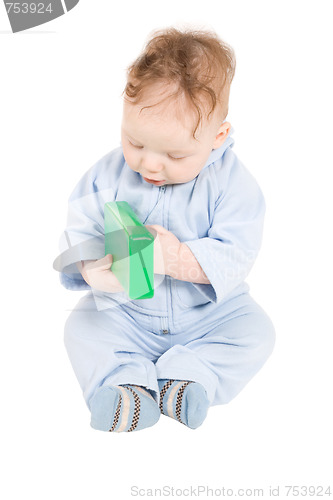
left=63, top=311, right=84, bottom=350
left=266, top=318, right=276, bottom=353
left=253, top=312, right=276, bottom=360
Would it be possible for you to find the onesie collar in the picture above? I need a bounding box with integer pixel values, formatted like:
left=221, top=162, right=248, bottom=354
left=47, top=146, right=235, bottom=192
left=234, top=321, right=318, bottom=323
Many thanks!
left=202, top=127, right=235, bottom=170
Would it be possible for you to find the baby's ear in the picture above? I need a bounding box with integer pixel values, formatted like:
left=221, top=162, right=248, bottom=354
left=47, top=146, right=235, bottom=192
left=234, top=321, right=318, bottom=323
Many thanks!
left=213, top=122, right=231, bottom=149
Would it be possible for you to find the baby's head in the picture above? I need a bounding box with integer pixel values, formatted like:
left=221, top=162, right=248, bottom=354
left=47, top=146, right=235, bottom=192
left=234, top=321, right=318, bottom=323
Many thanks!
left=121, top=28, right=236, bottom=186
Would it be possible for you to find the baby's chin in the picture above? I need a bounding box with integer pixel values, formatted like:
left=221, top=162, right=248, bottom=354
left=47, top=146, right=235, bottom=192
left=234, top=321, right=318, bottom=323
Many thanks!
left=164, top=178, right=197, bottom=186
left=145, top=179, right=194, bottom=186
left=166, top=177, right=197, bottom=185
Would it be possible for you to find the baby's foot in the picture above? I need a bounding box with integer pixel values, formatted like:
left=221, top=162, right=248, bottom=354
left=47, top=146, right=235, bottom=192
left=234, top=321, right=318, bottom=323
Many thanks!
left=90, top=384, right=160, bottom=432
left=158, top=379, right=209, bottom=429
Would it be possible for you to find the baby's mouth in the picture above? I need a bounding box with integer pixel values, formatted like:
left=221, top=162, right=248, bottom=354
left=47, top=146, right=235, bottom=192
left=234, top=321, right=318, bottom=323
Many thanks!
left=143, top=177, right=166, bottom=186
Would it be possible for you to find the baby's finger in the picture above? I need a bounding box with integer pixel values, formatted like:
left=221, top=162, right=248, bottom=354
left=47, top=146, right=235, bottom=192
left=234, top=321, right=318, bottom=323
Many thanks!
left=93, top=254, right=113, bottom=270
left=103, top=269, right=124, bottom=292
left=146, top=224, right=168, bottom=235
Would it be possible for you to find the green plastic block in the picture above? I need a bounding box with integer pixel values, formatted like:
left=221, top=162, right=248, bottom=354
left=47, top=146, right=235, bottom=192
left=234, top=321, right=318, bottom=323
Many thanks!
left=104, top=201, right=154, bottom=300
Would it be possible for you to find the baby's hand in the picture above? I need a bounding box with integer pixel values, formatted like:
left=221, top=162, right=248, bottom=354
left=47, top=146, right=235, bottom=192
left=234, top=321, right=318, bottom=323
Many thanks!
left=76, top=255, right=124, bottom=293
left=146, top=224, right=181, bottom=278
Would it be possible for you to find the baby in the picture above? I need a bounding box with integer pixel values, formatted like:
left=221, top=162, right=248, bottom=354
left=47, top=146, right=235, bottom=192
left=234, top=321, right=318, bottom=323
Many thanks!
left=56, top=28, right=275, bottom=432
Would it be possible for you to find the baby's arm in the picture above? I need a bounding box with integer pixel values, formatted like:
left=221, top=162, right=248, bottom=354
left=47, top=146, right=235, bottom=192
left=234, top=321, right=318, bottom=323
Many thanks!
left=149, top=153, right=266, bottom=300
left=148, top=224, right=210, bottom=285
left=76, top=224, right=209, bottom=290
left=75, top=223, right=207, bottom=292
left=56, top=149, right=125, bottom=292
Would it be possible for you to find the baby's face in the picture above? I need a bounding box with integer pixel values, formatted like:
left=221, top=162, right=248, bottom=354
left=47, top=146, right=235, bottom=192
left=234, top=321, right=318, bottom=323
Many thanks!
left=121, top=88, right=229, bottom=186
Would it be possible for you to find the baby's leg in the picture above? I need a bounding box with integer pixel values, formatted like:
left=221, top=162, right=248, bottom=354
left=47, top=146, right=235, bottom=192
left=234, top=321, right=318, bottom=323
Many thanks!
left=64, top=293, right=161, bottom=431
left=156, top=293, right=275, bottom=426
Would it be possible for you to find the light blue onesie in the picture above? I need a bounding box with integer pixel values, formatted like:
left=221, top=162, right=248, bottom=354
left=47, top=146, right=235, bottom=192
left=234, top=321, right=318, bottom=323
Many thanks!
left=55, top=133, right=275, bottom=407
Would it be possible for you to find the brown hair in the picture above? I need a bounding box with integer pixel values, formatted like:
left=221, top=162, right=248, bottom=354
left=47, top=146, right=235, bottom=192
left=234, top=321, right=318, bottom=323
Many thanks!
left=124, top=28, right=236, bottom=136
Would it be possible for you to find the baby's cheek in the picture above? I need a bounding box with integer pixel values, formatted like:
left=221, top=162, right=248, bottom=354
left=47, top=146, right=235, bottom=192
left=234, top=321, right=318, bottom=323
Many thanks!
left=170, top=161, right=201, bottom=183
left=123, top=149, right=136, bottom=171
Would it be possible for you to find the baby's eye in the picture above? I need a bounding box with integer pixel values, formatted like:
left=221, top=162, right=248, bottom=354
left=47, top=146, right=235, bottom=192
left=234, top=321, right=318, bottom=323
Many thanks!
left=129, top=140, right=143, bottom=149
left=168, top=154, right=186, bottom=161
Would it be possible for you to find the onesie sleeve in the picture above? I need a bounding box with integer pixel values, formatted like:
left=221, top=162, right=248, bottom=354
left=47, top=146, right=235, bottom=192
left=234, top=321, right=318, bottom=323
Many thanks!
left=53, top=149, right=123, bottom=290
left=183, top=152, right=266, bottom=304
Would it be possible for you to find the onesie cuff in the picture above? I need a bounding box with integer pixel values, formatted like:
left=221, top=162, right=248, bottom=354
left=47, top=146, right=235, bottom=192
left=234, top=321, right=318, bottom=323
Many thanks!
left=54, top=237, right=105, bottom=291
left=188, top=283, right=217, bottom=303
left=60, top=272, right=91, bottom=291
left=182, top=240, right=223, bottom=303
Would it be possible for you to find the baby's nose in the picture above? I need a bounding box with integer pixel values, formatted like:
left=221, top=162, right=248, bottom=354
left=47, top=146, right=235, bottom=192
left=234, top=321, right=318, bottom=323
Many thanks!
left=140, top=153, right=164, bottom=174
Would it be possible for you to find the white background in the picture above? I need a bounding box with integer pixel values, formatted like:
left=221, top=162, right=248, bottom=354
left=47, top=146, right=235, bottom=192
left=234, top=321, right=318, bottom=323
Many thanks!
left=1, top=1, right=332, bottom=499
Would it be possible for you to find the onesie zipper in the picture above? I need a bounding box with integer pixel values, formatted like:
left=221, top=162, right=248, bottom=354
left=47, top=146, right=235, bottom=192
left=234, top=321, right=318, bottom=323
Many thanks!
left=142, top=184, right=170, bottom=330
left=159, top=185, right=167, bottom=227
left=159, top=184, right=171, bottom=334
left=161, top=316, right=169, bottom=334
left=142, top=185, right=167, bottom=224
